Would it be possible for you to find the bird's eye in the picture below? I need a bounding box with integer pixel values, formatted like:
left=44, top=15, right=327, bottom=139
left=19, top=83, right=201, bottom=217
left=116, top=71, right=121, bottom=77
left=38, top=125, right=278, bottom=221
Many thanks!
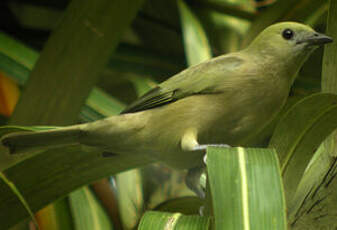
left=282, top=29, right=294, bottom=40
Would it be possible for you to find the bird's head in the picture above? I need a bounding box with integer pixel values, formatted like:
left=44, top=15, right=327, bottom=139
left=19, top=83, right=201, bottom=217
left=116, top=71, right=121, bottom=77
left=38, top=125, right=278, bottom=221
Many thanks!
left=247, top=22, right=332, bottom=65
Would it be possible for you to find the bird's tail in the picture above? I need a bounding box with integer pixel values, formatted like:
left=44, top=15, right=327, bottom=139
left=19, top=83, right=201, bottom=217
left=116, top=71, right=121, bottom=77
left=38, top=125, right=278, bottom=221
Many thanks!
left=1, top=125, right=84, bottom=154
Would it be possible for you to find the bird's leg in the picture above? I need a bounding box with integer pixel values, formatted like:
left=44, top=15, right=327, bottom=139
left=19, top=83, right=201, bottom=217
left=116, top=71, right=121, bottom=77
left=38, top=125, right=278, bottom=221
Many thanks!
left=185, top=144, right=231, bottom=198
left=181, top=128, right=231, bottom=152
left=181, top=130, right=230, bottom=198
left=194, top=144, right=231, bottom=165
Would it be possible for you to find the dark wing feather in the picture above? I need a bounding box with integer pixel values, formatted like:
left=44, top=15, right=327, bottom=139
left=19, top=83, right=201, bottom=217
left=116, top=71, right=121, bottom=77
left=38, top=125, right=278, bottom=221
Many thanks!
left=121, top=87, right=176, bottom=114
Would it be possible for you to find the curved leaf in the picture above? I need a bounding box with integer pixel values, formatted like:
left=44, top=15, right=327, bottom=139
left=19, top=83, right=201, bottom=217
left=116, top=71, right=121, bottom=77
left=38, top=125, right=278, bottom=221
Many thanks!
left=116, top=169, right=144, bottom=230
left=138, top=211, right=209, bottom=230
left=35, top=200, right=73, bottom=230
left=288, top=142, right=337, bottom=228
left=177, top=0, right=212, bottom=66
left=269, top=93, right=337, bottom=202
left=154, top=197, right=203, bottom=215
left=69, top=187, right=113, bottom=230
left=0, top=33, right=38, bottom=75
left=0, top=144, right=154, bottom=229
left=287, top=2, right=337, bottom=229
left=0, top=172, right=38, bottom=228
left=192, top=0, right=255, bottom=21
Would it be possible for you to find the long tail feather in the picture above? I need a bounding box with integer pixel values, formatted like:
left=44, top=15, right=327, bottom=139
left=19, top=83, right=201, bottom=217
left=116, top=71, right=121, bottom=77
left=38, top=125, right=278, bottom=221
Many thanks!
left=1, top=125, right=83, bottom=154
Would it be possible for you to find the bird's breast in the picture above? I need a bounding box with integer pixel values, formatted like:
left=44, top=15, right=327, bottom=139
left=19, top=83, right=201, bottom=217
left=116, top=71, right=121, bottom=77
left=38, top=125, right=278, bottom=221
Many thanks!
left=198, top=77, right=290, bottom=146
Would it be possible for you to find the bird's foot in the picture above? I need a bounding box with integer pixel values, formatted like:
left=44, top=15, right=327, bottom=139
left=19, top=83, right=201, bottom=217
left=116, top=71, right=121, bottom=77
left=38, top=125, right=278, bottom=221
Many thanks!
left=192, top=144, right=230, bottom=151
left=192, top=144, right=231, bottom=165
left=186, top=144, right=231, bottom=197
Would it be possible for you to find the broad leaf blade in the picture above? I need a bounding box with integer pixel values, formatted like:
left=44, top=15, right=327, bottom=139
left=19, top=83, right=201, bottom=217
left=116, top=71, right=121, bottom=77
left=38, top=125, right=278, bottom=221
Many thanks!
left=269, top=93, right=337, bottom=202
left=83, top=87, right=125, bottom=120
left=69, top=187, right=113, bottom=230
left=116, top=169, right=144, bottom=230
left=138, top=211, right=210, bottom=230
left=0, top=145, right=154, bottom=230
left=287, top=1, right=337, bottom=229
left=0, top=33, right=38, bottom=75
left=0, top=172, right=38, bottom=228
left=35, top=200, right=73, bottom=230
left=207, top=147, right=287, bottom=230
left=177, top=0, right=212, bottom=66
left=154, top=197, right=203, bottom=215
left=288, top=143, right=337, bottom=228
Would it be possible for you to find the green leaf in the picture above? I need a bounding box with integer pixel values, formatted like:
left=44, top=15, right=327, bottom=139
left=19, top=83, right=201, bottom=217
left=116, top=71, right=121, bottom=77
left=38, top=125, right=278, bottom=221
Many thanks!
left=304, top=3, right=329, bottom=26
left=0, top=33, right=38, bottom=74
left=322, top=0, right=337, bottom=94
left=0, top=172, right=38, bottom=228
left=69, top=187, right=113, bottom=230
left=138, top=211, right=210, bottom=230
left=194, top=3, right=250, bottom=54
left=154, top=197, right=203, bottom=215
left=8, top=2, right=62, bottom=30
left=287, top=142, right=337, bottom=228
left=207, top=147, right=287, bottom=230
left=0, top=126, right=62, bottom=171
left=114, top=75, right=156, bottom=229
left=0, top=0, right=146, bottom=228
left=177, top=0, right=212, bottom=66
left=127, top=74, right=157, bottom=97
left=8, top=220, right=31, bottom=230
left=0, top=32, right=125, bottom=120
left=269, top=93, right=337, bottom=203
left=109, top=44, right=184, bottom=78
left=83, top=87, right=125, bottom=119
left=0, top=31, right=182, bottom=122
left=0, top=32, right=177, bottom=122
left=192, top=0, right=255, bottom=21
left=10, top=0, right=145, bottom=126
left=116, top=169, right=144, bottom=230
left=35, top=200, right=73, bottom=230
left=287, top=2, right=337, bottom=229
left=0, top=143, right=154, bottom=229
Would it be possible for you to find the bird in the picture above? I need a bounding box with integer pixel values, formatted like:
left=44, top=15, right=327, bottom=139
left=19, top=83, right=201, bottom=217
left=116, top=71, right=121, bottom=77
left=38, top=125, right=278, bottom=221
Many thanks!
left=1, top=22, right=332, bottom=171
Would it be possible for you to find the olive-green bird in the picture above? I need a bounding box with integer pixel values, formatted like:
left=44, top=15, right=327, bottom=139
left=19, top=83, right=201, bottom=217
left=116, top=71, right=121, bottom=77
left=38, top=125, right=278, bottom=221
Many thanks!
left=1, top=22, right=332, bottom=170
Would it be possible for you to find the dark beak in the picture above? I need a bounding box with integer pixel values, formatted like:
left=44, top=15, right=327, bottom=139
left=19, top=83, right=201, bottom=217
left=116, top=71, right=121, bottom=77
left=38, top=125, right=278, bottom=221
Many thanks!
left=299, top=32, right=333, bottom=46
